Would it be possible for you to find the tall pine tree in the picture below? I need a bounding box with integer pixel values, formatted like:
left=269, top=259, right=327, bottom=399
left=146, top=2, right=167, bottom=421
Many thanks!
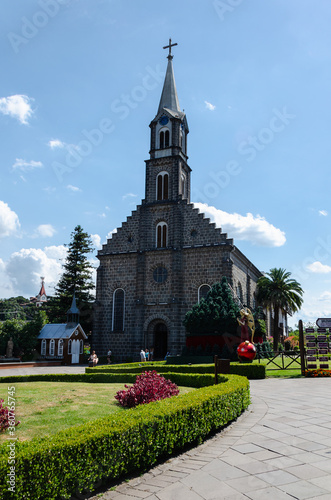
left=48, top=225, right=95, bottom=332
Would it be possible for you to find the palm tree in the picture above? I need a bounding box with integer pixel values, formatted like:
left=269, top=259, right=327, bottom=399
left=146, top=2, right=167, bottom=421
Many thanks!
left=257, top=268, right=304, bottom=351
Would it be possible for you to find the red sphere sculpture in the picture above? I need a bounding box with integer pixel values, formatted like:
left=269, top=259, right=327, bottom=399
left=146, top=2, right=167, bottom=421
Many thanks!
left=237, top=340, right=256, bottom=362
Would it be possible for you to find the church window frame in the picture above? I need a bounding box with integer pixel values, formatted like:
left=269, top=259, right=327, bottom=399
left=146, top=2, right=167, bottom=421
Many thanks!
left=41, top=339, right=46, bottom=356
left=112, top=288, right=125, bottom=332
left=236, top=282, right=243, bottom=305
left=159, top=127, right=170, bottom=149
left=180, top=171, right=187, bottom=198
left=80, top=339, right=83, bottom=354
left=68, top=339, right=72, bottom=355
left=58, top=339, right=64, bottom=357
left=198, top=284, right=211, bottom=303
left=156, top=222, right=168, bottom=248
left=156, top=171, right=169, bottom=200
left=49, top=339, right=55, bottom=357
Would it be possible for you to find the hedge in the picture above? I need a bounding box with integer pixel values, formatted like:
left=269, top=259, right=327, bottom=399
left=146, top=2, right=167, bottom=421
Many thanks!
left=0, top=372, right=221, bottom=387
left=87, top=362, right=266, bottom=379
left=0, top=374, right=249, bottom=499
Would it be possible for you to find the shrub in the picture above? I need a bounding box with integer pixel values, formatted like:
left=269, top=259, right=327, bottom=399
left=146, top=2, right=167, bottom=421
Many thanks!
left=115, top=370, right=179, bottom=408
left=0, top=398, right=20, bottom=433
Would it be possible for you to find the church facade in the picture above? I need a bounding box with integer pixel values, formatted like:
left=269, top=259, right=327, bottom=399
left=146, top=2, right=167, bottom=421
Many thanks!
left=93, top=44, right=262, bottom=360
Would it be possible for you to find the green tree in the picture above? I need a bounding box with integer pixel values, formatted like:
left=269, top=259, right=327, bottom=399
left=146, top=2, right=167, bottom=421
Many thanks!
left=48, top=225, right=95, bottom=332
left=183, top=277, right=240, bottom=335
left=20, top=310, right=48, bottom=360
left=256, top=268, right=304, bottom=351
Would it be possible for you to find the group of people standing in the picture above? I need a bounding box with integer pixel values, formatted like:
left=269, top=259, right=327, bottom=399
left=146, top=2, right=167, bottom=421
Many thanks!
left=140, top=347, right=154, bottom=362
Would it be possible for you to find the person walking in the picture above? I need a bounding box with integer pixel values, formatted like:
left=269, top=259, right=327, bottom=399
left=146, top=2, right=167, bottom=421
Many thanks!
left=140, top=349, right=145, bottom=362
left=107, top=349, right=112, bottom=364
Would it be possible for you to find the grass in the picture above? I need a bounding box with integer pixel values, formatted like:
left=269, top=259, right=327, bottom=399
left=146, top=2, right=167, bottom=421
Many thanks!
left=0, top=382, right=195, bottom=442
left=254, top=356, right=304, bottom=378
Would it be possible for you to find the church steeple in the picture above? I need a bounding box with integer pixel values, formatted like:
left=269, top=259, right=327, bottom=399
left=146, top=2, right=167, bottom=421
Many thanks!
left=158, top=39, right=181, bottom=114
left=145, top=40, right=191, bottom=205
left=66, top=292, right=80, bottom=327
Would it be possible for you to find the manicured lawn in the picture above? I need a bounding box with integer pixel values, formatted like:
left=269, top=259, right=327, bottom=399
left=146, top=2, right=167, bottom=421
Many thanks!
left=254, top=356, right=303, bottom=378
left=0, top=382, right=195, bottom=442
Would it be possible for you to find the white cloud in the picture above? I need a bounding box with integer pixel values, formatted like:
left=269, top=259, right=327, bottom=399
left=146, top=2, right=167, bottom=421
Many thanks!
left=205, top=101, right=216, bottom=111
left=66, top=185, right=81, bottom=192
left=319, top=291, right=331, bottom=301
left=12, top=158, right=43, bottom=172
left=4, top=245, right=67, bottom=297
left=194, top=203, right=286, bottom=247
left=319, top=210, right=328, bottom=216
left=0, top=95, right=34, bottom=124
left=36, top=224, right=56, bottom=238
left=0, top=201, right=20, bottom=237
left=307, top=261, right=331, bottom=274
left=122, top=193, right=137, bottom=200
left=106, top=228, right=117, bottom=241
left=91, top=234, right=102, bottom=249
left=48, top=139, right=65, bottom=149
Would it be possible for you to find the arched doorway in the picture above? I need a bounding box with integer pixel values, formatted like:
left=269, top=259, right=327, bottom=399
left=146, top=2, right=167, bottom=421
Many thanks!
left=153, top=322, right=168, bottom=359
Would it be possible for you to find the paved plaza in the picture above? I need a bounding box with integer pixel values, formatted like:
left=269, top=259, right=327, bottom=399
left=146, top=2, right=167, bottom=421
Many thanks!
left=2, top=367, right=331, bottom=499
left=92, top=378, right=331, bottom=500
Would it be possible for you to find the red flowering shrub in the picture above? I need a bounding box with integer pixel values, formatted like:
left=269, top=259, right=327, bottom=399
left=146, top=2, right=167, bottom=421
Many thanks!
left=0, top=398, right=20, bottom=432
left=115, top=370, right=179, bottom=408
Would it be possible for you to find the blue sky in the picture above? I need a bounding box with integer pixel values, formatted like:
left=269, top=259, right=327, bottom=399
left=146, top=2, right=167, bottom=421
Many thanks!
left=0, top=0, right=330, bottom=327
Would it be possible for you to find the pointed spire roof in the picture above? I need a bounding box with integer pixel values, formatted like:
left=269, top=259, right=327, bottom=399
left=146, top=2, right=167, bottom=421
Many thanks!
left=38, top=277, right=46, bottom=298
left=67, top=292, right=80, bottom=316
left=158, top=41, right=181, bottom=114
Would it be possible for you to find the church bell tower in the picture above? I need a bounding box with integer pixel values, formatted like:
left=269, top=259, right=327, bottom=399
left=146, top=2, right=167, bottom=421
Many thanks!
left=144, top=39, right=190, bottom=205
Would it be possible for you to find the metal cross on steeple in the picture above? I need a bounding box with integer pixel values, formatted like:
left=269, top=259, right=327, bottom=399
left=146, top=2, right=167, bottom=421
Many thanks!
left=163, top=38, right=178, bottom=59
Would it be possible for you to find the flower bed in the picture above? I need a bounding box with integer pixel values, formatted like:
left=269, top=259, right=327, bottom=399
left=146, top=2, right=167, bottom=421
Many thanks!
left=304, top=369, right=331, bottom=377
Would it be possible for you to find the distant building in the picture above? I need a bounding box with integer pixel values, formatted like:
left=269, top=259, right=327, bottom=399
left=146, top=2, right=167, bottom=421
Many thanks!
left=38, top=294, right=87, bottom=364
left=93, top=42, right=262, bottom=360
left=30, top=277, right=47, bottom=307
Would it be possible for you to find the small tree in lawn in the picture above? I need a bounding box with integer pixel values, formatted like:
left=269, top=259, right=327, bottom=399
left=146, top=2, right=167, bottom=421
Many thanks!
left=183, top=277, right=240, bottom=335
left=49, top=225, right=95, bottom=332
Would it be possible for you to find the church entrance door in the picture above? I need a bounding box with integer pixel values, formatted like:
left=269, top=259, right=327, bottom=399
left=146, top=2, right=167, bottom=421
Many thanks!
left=71, top=339, right=80, bottom=364
left=153, top=323, right=168, bottom=359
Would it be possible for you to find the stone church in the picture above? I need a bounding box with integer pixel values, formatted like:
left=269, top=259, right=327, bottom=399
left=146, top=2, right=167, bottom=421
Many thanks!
left=93, top=42, right=262, bottom=360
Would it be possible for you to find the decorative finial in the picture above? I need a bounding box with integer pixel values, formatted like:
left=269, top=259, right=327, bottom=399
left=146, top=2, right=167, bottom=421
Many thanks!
left=163, top=38, right=178, bottom=60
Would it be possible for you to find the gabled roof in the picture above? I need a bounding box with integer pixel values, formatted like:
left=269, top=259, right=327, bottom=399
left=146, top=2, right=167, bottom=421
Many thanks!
left=158, top=57, right=181, bottom=114
left=38, top=323, right=87, bottom=340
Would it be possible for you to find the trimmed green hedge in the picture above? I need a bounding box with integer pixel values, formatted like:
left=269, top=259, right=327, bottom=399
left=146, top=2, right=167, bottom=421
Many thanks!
left=0, top=374, right=249, bottom=500
left=87, top=362, right=266, bottom=379
left=0, top=372, right=222, bottom=387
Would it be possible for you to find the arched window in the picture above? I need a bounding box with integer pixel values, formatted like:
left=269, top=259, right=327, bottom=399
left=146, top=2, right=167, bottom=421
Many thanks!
left=236, top=283, right=243, bottom=304
left=112, top=288, right=125, bottom=332
left=159, top=128, right=170, bottom=149
left=49, top=339, right=55, bottom=356
left=180, top=172, right=186, bottom=198
left=41, top=339, right=46, bottom=356
left=156, top=172, right=169, bottom=200
left=58, top=339, right=64, bottom=356
left=156, top=222, right=168, bottom=248
left=68, top=339, right=72, bottom=355
left=160, top=131, right=164, bottom=149
left=198, top=284, right=211, bottom=303
left=80, top=339, right=83, bottom=354
left=165, top=130, right=169, bottom=147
